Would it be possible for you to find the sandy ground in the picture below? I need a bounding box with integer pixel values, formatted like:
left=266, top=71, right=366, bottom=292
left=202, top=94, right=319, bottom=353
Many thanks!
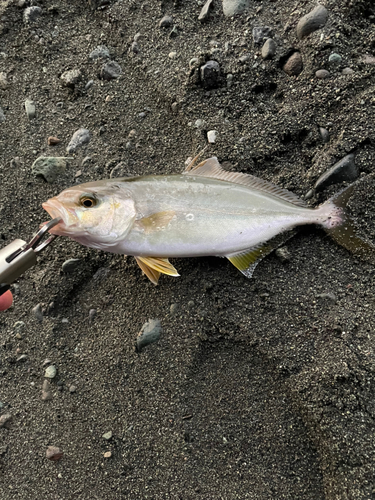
left=1, top=0, right=375, bottom=498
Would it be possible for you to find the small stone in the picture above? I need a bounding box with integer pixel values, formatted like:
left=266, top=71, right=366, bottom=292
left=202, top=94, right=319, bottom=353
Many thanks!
left=222, top=0, right=250, bottom=17
left=103, top=451, right=112, bottom=458
left=66, top=128, right=90, bottom=154
left=328, top=53, right=342, bottom=64
left=25, top=99, right=36, bottom=119
left=0, top=106, right=5, bottom=122
left=0, top=413, right=12, bottom=429
left=283, top=52, right=303, bottom=76
left=130, top=41, right=140, bottom=54
left=261, top=38, right=276, bottom=60
left=24, top=6, right=42, bottom=23
left=32, top=157, right=70, bottom=183
left=69, top=385, right=77, bottom=393
left=170, top=303, right=179, bottom=315
left=252, top=26, right=273, bottom=45
left=159, top=15, right=173, bottom=28
left=47, top=136, right=60, bottom=146
left=189, top=57, right=200, bottom=69
left=239, top=54, right=250, bottom=64
left=62, top=259, right=81, bottom=273
left=46, top=446, right=63, bottom=461
left=316, top=292, right=337, bottom=303
left=16, top=354, right=28, bottom=362
left=200, top=60, right=220, bottom=89
left=296, top=5, right=328, bottom=39
left=42, top=380, right=52, bottom=401
left=13, top=321, right=26, bottom=333
left=198, top=0, right=214, bottom=21
left=102, top=431, right=112, bottom=440
left=314, top=153, right=358, bottom=192
left=171, top=102, right=178, bottom=113
left=315, top=69, right=330, bottom=79
left=61, top=69, right=82, bottom=87
left=319, top=127, right=330, bottom=144
left=226, top=74, right=234, bottom=87
left=136, top=319, right=162, bottom=352
left=89, top=45, right=110, bottom=60
left=0, top=72, right=8, bottom=89
left=32, top=303, right=43, bottom=322
left=43, top=359, right=52, bottom=367
left=168, top=51, right=177, bottom=59
left=44, top=365, right=57, bottom=379
left=342, top=67, right=354, bottom=75
left=88, top=309, right=97, bottom=323
left=275, top=247, right=291, bottom=263
left=207, top=130, right=217, bottom=143
left=101, top=60, right=122, bottom=80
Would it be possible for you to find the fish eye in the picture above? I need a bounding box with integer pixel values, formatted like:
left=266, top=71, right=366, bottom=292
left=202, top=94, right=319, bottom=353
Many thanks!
left=80, top=196, right=97, bottom=208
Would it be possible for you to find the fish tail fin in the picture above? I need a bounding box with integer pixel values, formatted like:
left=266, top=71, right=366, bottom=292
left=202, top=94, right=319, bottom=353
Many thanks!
left=319, top=183, right=375, bottom=262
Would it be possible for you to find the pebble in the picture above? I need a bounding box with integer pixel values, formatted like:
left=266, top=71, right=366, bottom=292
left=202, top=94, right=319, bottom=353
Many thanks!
left=24, top=99, right=36, bottom=119
left=252, top=26, right=273, bottom=45
left=189, top=57, right=200, bottom=69
left=61, top=69, right=81, bottom=87
left=0, top=72, right=8, bottom=89
left=329, top=53, right=342, bottom=64
left=0, top=106, right=5, bottom=122
left=0, top=413, right=12, bottom=429
left=89, top=45, right=110, bottom=60
left=85, top=80, right=94, bottom=90
left=168, top=51, right=177, bottom=59
left=200, top=60, right=220, bottom=89
left=24, top=6, right=42, bottom=23
left=102, top=431, right=112, bottom=440
left=69, top=385, right=77, bottom=393
left=13, top=321, right=26, bottom=333
left=62, top=259, right=81, bottom=273
left=283, top=52, right=303, bottom=76
left=66, top=128, right=90, bottom=154
left=261, top=38, right=276, bottom=60
left=198, top=0, right=214, bottom=21
left=44, top=365, right=57, bottom=379
left=101, top=60, right=122, bottom=80
left=32, top=156, right=70, bottom=183
left=46, top=446, right=63, bottom=461
left=319, top=127, right=330, bottom=143
left=227, top=74, right=233, bottom=87
left=207, top=130, right=217, bottom=143
left=136, top=319, right=162, bottom=352
left=32, top=303, right=43, bottom=322
left=315, top=69, right=330, bottom=79
left=159, top=15, right=173, bottom=28
left=342, top=67, right=354, bottom=75
left=296, top=5, right=328, bottom=39
left=42, top=380, right=52, bottom=401
left=275, top=247, right=291, bottom=263
left=88, top=309, right=97, bottom=323
left=316, top=292, right=337, bottom=303
left=130, top=41, right=140, bottom=54
left=170, top=303, right=179, bottom=315
left=222, top=0, right=250, bottom=17
left=103, top=451, right=112, bottom=458
left=47, top=136, right=60, bottom=146
left=16, top=354, right=28, bottom=362
left=314, top=153, right=358, bottom=192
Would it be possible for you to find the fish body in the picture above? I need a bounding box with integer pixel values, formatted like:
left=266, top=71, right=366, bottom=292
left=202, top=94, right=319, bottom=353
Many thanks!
left=43, top=157, right=374, bottom=284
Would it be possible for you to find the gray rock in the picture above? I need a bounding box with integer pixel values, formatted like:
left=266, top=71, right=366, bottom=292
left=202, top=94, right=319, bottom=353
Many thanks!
left=32, top=157, right=70, bottom=183
left=0, top=72, right=8, bottom=89
left=62, top=259, right=81, bottom=273
left=200, top=60, right=220, bottom=89
left=136, top=319, right=162, bottom=352
left=44, top=365, right=57, bottom=379
left=283, top=52, right=303, bottom=76
left=89, top=45, right=110, bottom=60
left=159, top=15, right=173, bottom=28
left=314, top=154, right=358, bottom=192
left=198, top=0, right=214, bottom=21
left=42, top=380, right=52, bottom=401
left=130, top=41, right=140, bottom=54
left=32, top=303, right=43, bottom=322
left=342, top=67, right=354, bottom=75
left=296, top=5, right=328, bottom=39
left=315, top=69, right=330, bottom=79
left=61, top=69, right=82, bottom=87
left=222, top=0, right=250, bottom=17
left=329, top=53, right=342, bottom=64
left=101, top=60, right=122, bottom=80
left=0, top=413, right=12, bottom=429
left=252, top=26, right=273, bottom=45
left=24, top=6, right=42, bottom=23
left=66, top=128, right=90, bottom=154
left=102, top=431, right=113, bottom=440
left=25, top=99, right=36, bottom=119
left=316, top=292, right=337, bottom=303
left=13, top=321, right=26, bottom=333
left=0, top=106, right=5, bottom=122
left=69, top=385, right=77, bottom=393
left=319, top=127, right=330, bottom=143
left=261, top=38, right=276, bottom=60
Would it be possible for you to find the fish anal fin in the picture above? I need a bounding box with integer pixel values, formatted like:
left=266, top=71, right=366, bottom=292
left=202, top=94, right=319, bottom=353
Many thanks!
left=134, top=256, right=180, bottom=285
left=135, top=257, right=161, bottom=285
left=184, top=157, right=306, bottom=208
left=226, top=244, right=272, bottom=279
left=137, top=211, right=176, bottom=234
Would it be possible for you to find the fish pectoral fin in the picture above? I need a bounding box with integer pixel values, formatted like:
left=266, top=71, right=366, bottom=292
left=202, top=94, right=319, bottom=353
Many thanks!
left=134, top=256, right=180, bottom=285
left=137, top=211, right=176, bottom=233
left=226, top=244, right=272, bottom=279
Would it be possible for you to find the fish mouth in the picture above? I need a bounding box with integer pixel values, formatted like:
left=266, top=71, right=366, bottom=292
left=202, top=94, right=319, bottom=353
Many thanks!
left=42, top=198, right=77, bottom=235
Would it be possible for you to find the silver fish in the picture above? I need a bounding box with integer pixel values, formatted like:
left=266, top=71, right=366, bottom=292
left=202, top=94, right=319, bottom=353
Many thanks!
left=43, top=157, right=374, bottom=284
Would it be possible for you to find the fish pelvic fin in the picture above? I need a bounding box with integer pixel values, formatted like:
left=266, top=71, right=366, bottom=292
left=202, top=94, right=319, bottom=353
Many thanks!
left=134, top=256, right=180, bottom=285
left=320, top=183, right=375, bottom=262
left=226, top=244, right=273, bottom=279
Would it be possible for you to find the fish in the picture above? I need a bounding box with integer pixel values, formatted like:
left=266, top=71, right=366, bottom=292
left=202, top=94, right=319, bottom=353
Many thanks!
left=42, top=156, right=374, bottom=285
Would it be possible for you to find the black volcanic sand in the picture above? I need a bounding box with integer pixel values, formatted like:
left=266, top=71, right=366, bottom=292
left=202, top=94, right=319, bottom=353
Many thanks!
left=1, top=1, right=375, bottom=498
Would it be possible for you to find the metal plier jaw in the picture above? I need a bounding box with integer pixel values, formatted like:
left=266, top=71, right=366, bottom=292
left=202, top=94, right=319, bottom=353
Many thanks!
left=0, top=218, right=61, bottom=296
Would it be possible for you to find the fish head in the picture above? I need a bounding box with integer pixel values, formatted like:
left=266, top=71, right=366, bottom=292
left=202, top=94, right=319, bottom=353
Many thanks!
left=42, top=181, right=136, bottom=248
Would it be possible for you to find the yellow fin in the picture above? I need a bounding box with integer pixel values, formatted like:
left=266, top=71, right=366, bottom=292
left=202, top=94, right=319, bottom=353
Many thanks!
left=134, top=256, right=180, bottom=285
left=137, top=211, right=176, bottom=233
left=226, top=244, right=271, bottom=279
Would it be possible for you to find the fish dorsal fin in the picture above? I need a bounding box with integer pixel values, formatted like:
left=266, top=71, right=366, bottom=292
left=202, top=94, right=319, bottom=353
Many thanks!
left=226, top=243, right=272, bottom=279
left=184, top=157, right=306, bottom=208
left=134, top=256, right=180, bottom=285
